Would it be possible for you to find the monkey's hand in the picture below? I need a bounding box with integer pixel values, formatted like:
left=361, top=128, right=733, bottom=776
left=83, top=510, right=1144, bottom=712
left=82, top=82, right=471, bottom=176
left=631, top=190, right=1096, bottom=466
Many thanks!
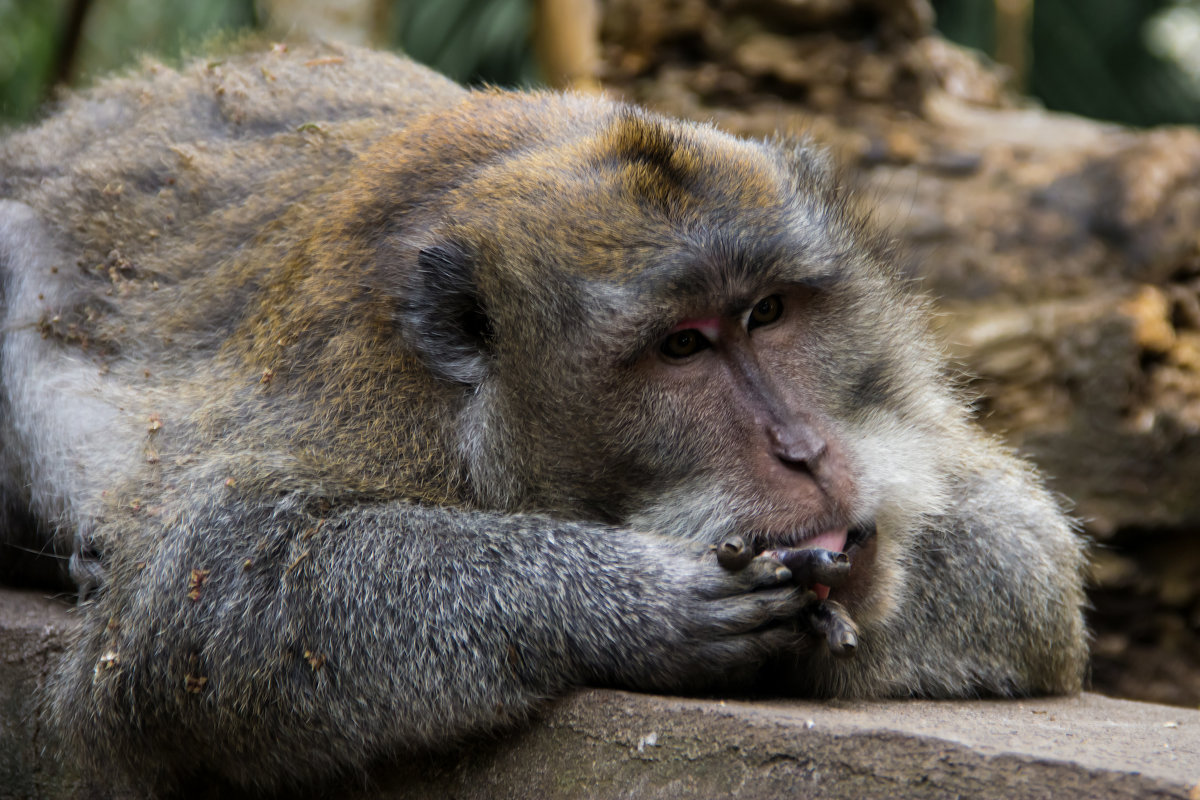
left=716, top=535, right=861, bottom=658
left=585, top=537, right=809, bottom=693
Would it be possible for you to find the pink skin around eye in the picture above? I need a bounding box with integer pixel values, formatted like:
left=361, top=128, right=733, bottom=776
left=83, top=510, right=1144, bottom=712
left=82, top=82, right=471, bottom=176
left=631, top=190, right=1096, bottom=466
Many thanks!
left=670, top=317, right=721, bottom=341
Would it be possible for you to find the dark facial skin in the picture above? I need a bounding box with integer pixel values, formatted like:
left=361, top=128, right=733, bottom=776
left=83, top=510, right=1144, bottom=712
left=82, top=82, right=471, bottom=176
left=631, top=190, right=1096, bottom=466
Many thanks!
left=649, top=288, right=856, bottom=530
left=642, top=285, right=879, bottom=654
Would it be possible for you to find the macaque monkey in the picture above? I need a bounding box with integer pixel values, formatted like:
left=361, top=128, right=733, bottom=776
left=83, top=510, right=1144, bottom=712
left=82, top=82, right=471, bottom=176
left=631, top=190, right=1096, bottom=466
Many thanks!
left=0, top=44, right=1087, bottom=793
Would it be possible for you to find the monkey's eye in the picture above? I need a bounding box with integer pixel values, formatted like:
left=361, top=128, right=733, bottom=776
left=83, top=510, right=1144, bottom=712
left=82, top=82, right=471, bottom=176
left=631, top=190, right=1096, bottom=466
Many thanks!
left=660, top=329, right=711, bottom=359
left=747, top=294, right=783, bottom=330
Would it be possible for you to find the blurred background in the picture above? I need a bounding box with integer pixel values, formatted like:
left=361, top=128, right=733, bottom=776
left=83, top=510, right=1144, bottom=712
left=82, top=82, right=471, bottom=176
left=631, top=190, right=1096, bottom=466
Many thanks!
left=0, top=0, right=539, bottom=124
left=1, top=0, right=1199, bottom=711
left=4, top=0, right=1200, bottom=125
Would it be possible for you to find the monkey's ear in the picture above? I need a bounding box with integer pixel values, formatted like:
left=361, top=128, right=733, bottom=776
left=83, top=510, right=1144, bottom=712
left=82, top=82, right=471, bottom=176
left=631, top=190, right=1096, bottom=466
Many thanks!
left=397, top=243, right=494, bottom=385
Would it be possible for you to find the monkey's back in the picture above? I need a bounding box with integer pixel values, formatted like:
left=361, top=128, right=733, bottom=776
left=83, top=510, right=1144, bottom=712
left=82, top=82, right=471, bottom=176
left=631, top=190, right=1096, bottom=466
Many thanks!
left=0, top=46, right=467, bottom=558
left=0, top=43, right=464, bottom=303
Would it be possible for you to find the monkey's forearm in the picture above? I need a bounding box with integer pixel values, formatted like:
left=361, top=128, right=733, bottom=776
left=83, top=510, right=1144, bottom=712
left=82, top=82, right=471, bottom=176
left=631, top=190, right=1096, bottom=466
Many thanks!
left=57, top=495, right=800, bottom=787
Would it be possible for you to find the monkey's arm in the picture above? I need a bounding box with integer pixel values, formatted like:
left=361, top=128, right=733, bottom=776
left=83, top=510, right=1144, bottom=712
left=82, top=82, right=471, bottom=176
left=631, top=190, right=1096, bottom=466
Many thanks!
left=788, top=445, right=1088, bottom=698
left=55, top=483, right=801, bottom=790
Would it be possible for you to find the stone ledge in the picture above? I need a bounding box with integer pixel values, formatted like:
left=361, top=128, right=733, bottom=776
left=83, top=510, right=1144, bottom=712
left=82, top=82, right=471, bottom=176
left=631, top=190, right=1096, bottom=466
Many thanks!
left=2, top=588, right=1197, bottom=799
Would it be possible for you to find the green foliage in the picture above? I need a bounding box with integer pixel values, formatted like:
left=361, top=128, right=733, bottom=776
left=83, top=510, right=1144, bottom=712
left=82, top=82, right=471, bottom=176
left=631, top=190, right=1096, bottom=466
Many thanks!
left=6, top=0, right=1200, bottom=127
left=0, top=0, right=537, bottom=125
left=390, top=0, right=538, bottom=87
left=933, top=0, right=1200, bottom=127
left=0, top=0, right=256, bottom=124
left=0, top=0, right=74, bottom=121
left=71, top=0, right=255, bottom=79
left=1032, top=0, right=1200, bottom=126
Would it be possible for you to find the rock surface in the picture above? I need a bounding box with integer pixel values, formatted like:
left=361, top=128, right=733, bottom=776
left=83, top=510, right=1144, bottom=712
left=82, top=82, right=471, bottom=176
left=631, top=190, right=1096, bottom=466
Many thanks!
left=3, top=588, right=1197, bottom=799
left=366, top=691, right=1200, bottom=800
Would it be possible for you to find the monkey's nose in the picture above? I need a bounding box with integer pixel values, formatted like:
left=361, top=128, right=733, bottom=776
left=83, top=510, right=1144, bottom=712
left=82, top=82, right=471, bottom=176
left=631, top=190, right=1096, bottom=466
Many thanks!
left=767, top=423, right=826, bottom=472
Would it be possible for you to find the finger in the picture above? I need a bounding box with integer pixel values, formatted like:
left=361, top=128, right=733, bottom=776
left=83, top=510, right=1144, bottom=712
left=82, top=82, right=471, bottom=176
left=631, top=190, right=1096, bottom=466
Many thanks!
left=807, top=599, right=859, bottom=658
left=715, top=535, right=754, bottom=571
left=741, top=555, right=793, bottom=590
left=762, top=547, right=852, bottom=588
left=706, top=586, right=804, bottom=634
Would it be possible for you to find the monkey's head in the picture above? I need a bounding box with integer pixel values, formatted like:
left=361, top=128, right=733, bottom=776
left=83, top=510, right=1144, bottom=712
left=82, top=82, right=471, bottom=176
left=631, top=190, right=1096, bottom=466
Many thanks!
left=341, top=92, right=963, bottom=619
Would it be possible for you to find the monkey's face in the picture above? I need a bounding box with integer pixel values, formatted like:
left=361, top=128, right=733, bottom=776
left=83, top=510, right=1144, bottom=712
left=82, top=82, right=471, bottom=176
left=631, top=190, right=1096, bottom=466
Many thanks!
left=392, top=102, right=958, bottom=614
left=528, top=240, right=942, bottom=551
left=620, top=282, right=861, bottom=547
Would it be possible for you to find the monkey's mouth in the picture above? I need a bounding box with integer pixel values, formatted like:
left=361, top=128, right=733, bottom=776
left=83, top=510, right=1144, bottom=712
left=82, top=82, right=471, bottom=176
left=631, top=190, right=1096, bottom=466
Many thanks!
left=752, top=522, right=877, bottom=599
left=747, top=521, right=875, bottom=555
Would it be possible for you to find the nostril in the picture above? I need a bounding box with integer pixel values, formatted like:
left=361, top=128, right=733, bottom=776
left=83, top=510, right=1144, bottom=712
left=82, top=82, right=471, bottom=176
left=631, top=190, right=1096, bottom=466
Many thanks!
left=776, top=452, right=814, bottom=475
left=767, top=423, right=826, bottom=471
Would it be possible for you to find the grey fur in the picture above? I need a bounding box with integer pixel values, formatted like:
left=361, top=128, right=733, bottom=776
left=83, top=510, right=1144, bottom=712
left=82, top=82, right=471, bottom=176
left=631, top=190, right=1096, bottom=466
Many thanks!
left=0, top=44, right=1087, bottom=795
